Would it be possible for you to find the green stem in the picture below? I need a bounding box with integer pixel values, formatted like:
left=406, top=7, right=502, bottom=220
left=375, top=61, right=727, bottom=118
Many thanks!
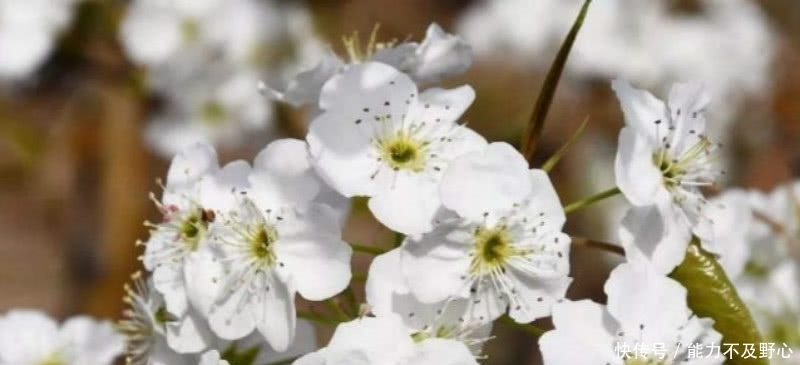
left=563, top=187, right=621, bottom=214
left=541, top=116, right=589, bottom=172
left=350, top=243, right=387, bottom=255
left=498, top=315, right=547, bottom=337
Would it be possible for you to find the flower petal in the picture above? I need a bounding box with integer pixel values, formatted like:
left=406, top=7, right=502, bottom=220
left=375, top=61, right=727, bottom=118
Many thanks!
left=60, top=316, right=124, bottom=365
left=152, top=264, right=189, bottom=317
left=539, top=300, right=618, bottom=365
left=274, top=204, right=352, bottom=301
left=611, top=79, right=667, bottom=142
left=402, top=224, right=473, bottom=303
left=166, top=142, right=219, bottom=191
left=614, top=127, right=665, bottom=207
left=255, top=278, right=297, bottom=352
left=604, top=262, right=691, bottom=346
left=410, top=23, right=473, bottom=83
left=440, top=142, right=531, bottom=220
left=365, top=249, right=408, bottom=317
left=408, top=338, right=478, bottom=365
left=368, top=173, right=441, bottom=235
left=619, top=205, right=693, bottom=274
left=208, top=287, right=256, bottom=340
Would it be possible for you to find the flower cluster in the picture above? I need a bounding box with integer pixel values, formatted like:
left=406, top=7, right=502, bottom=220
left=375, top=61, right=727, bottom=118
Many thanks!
left=6, top=4, right=798, bottom=365
left=119, top=0, right=322, bottom=157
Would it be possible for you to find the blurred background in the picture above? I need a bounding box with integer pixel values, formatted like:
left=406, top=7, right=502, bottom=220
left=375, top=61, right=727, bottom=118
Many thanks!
left=0, top=0, right=798, bottom=364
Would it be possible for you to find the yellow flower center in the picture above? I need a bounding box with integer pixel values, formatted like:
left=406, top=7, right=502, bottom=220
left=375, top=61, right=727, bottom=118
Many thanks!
left=470, top=226, right=513, bottom=274
left=249, top=224, right=279, bottom=266
left=378, top=131, right=427, bottom=172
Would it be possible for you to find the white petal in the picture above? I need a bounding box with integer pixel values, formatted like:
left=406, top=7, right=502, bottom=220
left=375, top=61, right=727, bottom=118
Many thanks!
left=410, top=23, right=473, bottom=83
left=0, top=310, right=60, bottom=363
left=251, top=139, right=321, bottom=206
left=604, top=262, right=691, bottom=345
left=368, top=173, right=441, bottom=235
left=619, top=205, right=693, bottom=274
left=539, top=300, right=618, bottom=365
left=184, top=249, right=224, bottom=316
left=255, top=276, right=297, bottom=352
left=702, top=189, right=752, bottom=278
left=611, top=79, right=667, bottom=141
left=305, top=110, right=378, bottom=198
left=410, top=85, right=476, bottom=126
left=60, top=317, right=124, bottom=365
left=667, top=81, right=710, bottom=139
left=614, top=127, right=666, bottom=207
left=440, top=142, right=531, bottom=219
left=274, top=204, right=352, bottom=301
left=402, top=225, right=473, bottom=303
left=327, top=317, right=415, bottom=364
left=271, top=49, right=343, bottom=107
left=166, top=143, right=220, bottom=191
left=248, top=319, right=318, bottom=364
left=165, top=310, right=212, bottom=354
left=408, top=338, right=478, bottom=365
left=208, top=287, right=256, bottom=340
left=199, top=159, right=251, bottom=212
left=365, top=249, right=408, bottom=317
left=507, top=275, right=572, bottom=323
left=317, top=61, right=416, bottom=119
left=152, top=265, right=189, bottom=317
left=519, top=169, right=566, bottom=229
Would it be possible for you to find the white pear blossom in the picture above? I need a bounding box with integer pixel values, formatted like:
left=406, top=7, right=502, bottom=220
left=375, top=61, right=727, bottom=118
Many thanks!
left=143, top=143, right=222, bottom=317
left=539, top=262, right=724, bottom=365
left=0, top=0, right=78, bottom=80
left=268, top=23, right=472, bottom=110
left=366, top=249, right=492, bottom=356
left=401, top=142, right=571, bottom=324
left=293, top=316, right=478, bottom=365
left=613, top=79, right=722, bottom=271
left=204, top=141, right=352, bottom=352
left=0, top=309, right=123, bottom=365
left=307, top=61, right=486, bottom=235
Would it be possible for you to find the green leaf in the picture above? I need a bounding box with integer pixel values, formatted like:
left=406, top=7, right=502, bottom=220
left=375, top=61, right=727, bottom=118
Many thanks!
left=669, top=239, right=768, bottom=365
left=520, top=0, right=592, bottom=165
